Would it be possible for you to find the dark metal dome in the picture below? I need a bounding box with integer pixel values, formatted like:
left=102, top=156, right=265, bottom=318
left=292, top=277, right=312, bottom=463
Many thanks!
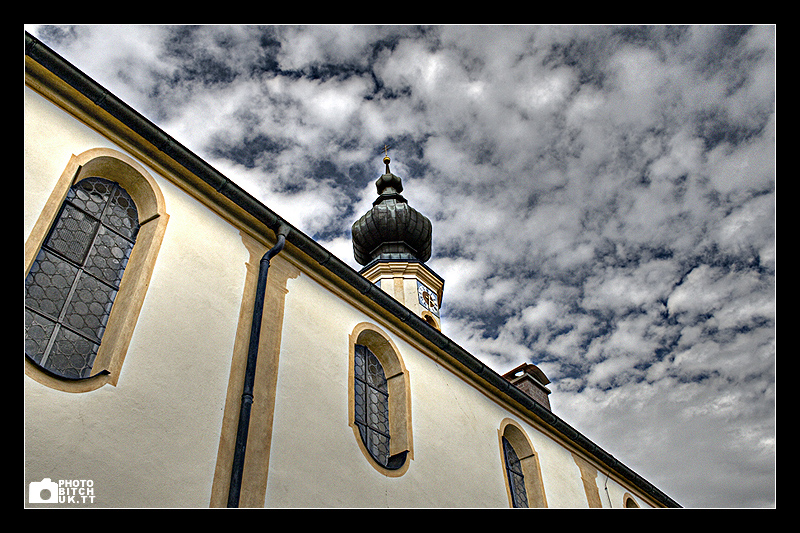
left=352, top=156, right=432, bottom=266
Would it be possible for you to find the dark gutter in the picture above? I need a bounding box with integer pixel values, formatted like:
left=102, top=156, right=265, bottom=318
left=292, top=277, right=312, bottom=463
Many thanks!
left=24, top=32, right=680, bottom=508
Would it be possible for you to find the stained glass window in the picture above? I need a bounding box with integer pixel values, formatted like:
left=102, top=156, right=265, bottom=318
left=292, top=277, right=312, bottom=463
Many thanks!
left=25, top=178, right=139, bottom=379
left=354, top=343, right=391, bottom=467
left=503, top=436, right=529, bottom=508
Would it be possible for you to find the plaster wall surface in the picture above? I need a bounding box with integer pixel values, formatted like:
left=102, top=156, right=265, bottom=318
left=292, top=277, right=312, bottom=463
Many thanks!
left=24, top=88, right=246, bottom=507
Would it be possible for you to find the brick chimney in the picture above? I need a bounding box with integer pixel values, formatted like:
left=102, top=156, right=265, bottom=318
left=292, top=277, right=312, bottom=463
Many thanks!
left=502, top=363, right=552, bottom=411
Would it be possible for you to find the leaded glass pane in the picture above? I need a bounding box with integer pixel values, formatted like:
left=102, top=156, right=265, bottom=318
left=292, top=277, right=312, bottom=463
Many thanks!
left=46, top=326, right=100, bottom=379
left=354, top=344, right=365, bottom=379
left=367, top=388, right=389, bottom=432
left=102, top=185, right=139, bottom=240
left=24, top=309, right=56, bottom=365
left=366, top=427, right=390, bottom=466
left=62, top=272, right=117, bottom=343
left=66, top=177, right=112, bottom=217
left=367, top=352, right=386, bottom=389
left=25, top=249, right=79, bottom=319
left=85, top=225, right=135, bottom=286
left=24, top=177, right=138, bottom=379
left=354, top=379, right=366, bottom=425
left=44, top=203, right=100, bottom=264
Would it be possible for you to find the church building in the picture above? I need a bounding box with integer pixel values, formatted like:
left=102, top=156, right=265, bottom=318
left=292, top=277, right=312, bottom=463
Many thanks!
left=24, top=32, right=680, bottom=508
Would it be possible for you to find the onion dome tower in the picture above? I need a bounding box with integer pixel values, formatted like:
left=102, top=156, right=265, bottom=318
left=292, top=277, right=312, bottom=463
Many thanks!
left=352, top=152, right=444, bottom=330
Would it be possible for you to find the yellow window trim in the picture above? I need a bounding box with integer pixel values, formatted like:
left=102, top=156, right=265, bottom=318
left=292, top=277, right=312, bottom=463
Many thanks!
left=348, top=322, right=413, bottom=476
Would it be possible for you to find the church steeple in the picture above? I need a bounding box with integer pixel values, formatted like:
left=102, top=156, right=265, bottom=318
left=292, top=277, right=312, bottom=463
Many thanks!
left=352, top=151, right=444, bottom=330
left=352, top=151, right=432, bottom=265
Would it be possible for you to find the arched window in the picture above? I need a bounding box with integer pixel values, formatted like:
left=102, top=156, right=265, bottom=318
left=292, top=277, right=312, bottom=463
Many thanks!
left=24, top=148, right=168, bottom=392
left=623, top=493, right=641, bottom=508
left=25, top=178, right=139, bottom=379
left=349, top=323, right=412, bottom=475
left=499, top=419, right=547, bottom=508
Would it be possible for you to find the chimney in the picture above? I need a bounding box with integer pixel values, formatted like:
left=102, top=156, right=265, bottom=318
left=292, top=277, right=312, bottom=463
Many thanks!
left=502, top=363, right=552, bottom=411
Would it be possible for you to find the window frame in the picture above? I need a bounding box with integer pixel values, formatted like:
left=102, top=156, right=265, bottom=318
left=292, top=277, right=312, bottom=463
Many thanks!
left=348, top=322, right=412, bottom=476
left=26, top=177, right=140, bottom=379
left=24, top=148, right=168, bottom=392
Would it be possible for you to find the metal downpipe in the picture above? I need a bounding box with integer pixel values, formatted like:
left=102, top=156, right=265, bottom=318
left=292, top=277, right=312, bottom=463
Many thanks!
left=227, top=227, right=288, bottom=508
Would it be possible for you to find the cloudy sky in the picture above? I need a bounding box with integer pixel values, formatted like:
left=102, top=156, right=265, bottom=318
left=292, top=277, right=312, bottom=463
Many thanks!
left=25, top=25, right=775, bottom=508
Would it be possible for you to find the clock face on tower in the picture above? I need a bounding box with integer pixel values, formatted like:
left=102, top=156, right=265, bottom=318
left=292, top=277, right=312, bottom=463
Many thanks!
left=417, top=280, right=439, bottom=317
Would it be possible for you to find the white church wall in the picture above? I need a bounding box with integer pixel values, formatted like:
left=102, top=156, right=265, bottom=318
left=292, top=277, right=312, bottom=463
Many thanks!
left=24, top=87, right=247, bottom=507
